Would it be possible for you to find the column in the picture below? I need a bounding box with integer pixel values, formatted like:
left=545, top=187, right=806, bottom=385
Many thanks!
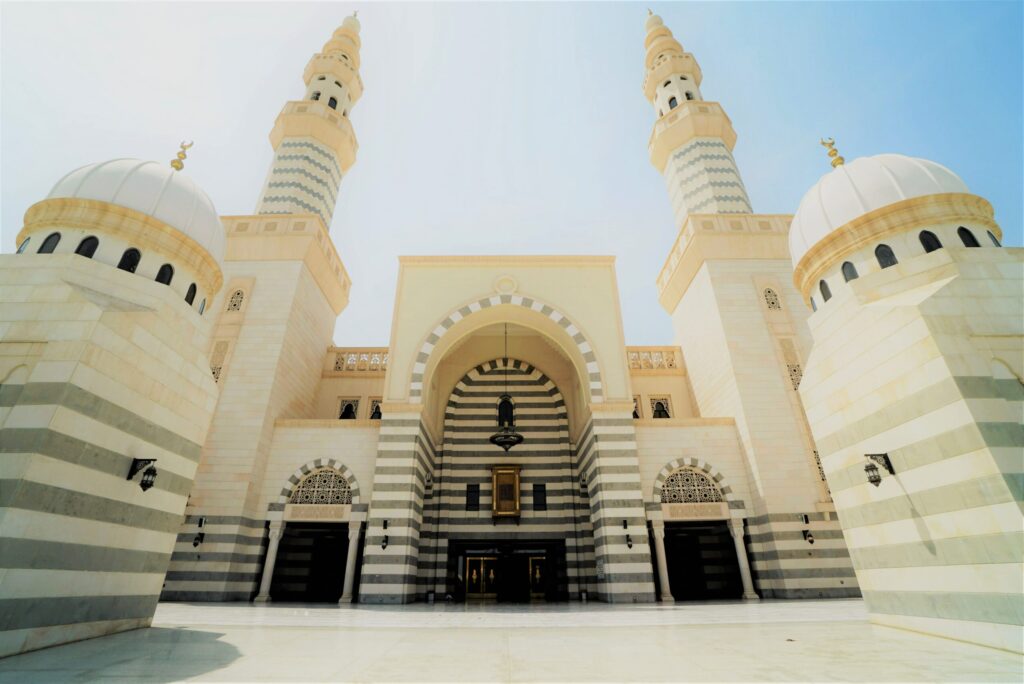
left=651, top=523, right=674, bottom=602
left=339, top=520, right=362, bottom=604
left=254, top=522, right=284, bottom=603
left=728, top=518, right=759, bottom=600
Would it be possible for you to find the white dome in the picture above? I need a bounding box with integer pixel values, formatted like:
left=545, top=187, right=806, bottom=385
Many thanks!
left=789, top=153, right=968, bottom=268
left=47, top=158, right=225, bottom=263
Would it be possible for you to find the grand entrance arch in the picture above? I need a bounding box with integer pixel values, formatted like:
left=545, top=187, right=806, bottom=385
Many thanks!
left=419, top=357, right=592, bottom=602
left=255, top=461, right=364, bottom=603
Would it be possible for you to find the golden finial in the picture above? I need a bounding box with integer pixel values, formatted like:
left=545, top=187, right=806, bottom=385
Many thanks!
left=819, top=138, right=845, bottom=168
left=648, top=8, right=653, bottom=15
left=353, top=10, right=357, bottom=18
left=170, top=141, right=194, bottom=171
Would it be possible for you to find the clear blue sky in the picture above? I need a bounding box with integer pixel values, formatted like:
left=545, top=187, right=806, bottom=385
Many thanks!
left=2, top=1, right=1020, bottom=345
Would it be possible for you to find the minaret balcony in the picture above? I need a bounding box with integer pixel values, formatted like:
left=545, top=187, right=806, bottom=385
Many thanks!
left=303, top=53, right=364, bottom=102
left=642, top=52, right=703, bottom=99
left=270, top=100, right=359, bottom=172
left=648, top=100, right=737, bottom=172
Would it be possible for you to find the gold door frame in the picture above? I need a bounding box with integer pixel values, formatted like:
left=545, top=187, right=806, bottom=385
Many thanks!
left=465, top=555, right=498, bottom=598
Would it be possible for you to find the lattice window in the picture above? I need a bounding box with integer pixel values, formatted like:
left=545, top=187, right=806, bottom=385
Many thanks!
left=764, top=288, right=782, bottom=310
left=226, top=289, right=245, bottom=312
left=650, top=396, right=672, bottom=419
left=338, top=398, right=359, bottom=419
left=660, top=468, right=723, bottom=503
left=210, top=341, right=229, bottom=382
left=788, top=364, right=803, bottom=390
left=290, top=468, right=352, bottom=505
left=369, top=399, right=382, bottom=420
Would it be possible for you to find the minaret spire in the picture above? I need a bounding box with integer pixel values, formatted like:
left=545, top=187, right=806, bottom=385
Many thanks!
left=254, top=13, right=364, bottom=228
left=643, top=12, right=752, bottom=226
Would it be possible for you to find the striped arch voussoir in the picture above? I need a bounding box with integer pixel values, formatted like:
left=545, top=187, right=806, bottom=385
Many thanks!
left=273, top=458, right=361, bottom=510
left=408, top=294, right=603, bottom=404
left=653, top=457, right=737, bottom=505
left=450, top=357, right=567, bottom=410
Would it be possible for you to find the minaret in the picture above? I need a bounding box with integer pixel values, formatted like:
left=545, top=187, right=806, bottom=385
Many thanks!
left=254, top=13, right=363, bottom=227
left=643, top=11, right=752, bottom=226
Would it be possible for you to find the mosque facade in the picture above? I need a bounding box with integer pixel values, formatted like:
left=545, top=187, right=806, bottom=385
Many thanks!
left=0, top=11, right=1019, bottom=658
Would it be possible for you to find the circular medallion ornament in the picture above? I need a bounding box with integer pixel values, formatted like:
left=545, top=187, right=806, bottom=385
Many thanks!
left=494, top=275, right=518, bottom=294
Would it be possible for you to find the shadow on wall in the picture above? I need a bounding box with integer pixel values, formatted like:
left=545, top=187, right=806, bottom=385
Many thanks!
left=0, top=627, right=241, bottom=683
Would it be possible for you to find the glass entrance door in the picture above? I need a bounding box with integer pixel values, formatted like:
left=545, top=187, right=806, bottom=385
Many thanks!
left=465, top=556, right=498, bottom=599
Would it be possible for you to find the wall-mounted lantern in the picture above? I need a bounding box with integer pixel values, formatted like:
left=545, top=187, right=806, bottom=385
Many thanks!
left=192, top=532, right=205, bottom=548
left=127, top=458, right=158, bottom=492
left=381, top=519, right=389, bottom=549
left=802, top=529, right=815, bottom=545
left=623, top=519, right=633, bottom=549
left=864, top=453, right=895, bottom=487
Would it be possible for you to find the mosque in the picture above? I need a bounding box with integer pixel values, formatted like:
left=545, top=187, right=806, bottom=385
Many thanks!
left=0, top=10, right=1020, bottom=658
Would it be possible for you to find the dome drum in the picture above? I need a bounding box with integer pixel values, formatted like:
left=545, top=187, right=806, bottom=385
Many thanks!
left=18, top=197, right=223, bottom=308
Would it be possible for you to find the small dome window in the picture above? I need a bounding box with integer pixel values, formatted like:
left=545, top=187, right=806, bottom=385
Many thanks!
left=75, top=236, right=98, bottom=258
left=987, top=231, right=1001, bottom=247
left=311, top=91, right=321, bottom=101
left=819, top=280, right=832, bottom=302
left=810, top=297, right=817, bottom=312
left=328, top=97, right=338, bottom=110
left=185, top=283, right=197, bottom=305
left=334, top=80, right=342, bottom=88
left=117, top=248, right=141, bottom=273
left=668, top=96, right=678, bottom=109
left=38, top=232, right=61, bottom=254
left=685, top=91, right=694, bottom=100
left=919, top=230, right=942, bottom=253
left=841, top=261, right=858, bottom=282
left=317, top=75, right=326, bottom=80
left=155, top=264, right=174, bottom=285
left=198, top=298, right=206, bottom=315
left=679, top=75, right=688, bottom=81
left=957, top=227, right=980, bottom=247
left=875, top=244, right=898, bottom=269
left=663, top=80, right=671, bottom=87
left=17, top=237, right=31, bottom=253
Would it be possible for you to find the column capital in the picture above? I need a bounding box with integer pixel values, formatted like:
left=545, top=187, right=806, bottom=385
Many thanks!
left=651, top=522, right=666, bottom=538
left=728, top=517, right=744, bottom=534
left=268, top=522, right=284, bottom=539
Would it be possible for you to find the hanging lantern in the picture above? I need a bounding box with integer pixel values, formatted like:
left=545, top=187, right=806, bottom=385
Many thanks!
left=489, top=324, right=524, bottom=452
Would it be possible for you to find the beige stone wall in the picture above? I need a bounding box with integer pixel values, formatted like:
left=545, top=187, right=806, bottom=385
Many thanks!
left=0, top=253, right=219, bottom=656
left=801, top=241, right=1024, bottom=652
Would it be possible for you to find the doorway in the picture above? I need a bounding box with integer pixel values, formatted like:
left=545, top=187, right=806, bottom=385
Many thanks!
left=269, top=523, right=348, bottom=602
left=663, top=521, right=742, bottom=600
left=448, top=539, right=567, bottom=602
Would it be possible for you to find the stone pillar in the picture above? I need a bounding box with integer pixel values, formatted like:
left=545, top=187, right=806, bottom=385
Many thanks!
left=340, top=520, right=362, bottom=604
left=651, top=523, right=674, bottom=602
left=728, top=518, right=759, bottom=600
left=254, top=522, right=284, bottom=603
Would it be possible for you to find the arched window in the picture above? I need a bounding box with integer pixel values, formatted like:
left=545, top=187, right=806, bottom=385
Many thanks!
left=987, top=231, right=1001, bottom=247
left=957, top=226, right=980, bottom=247
left=117, top=248, right=141, bottom=273
left=310, top=91, right=321, bottom=101
left=875, top=244, right=898, bottom=269
left=668, top=96, right=678, bottom=109
left=652, top=400, right=671, bottom=419
left=317, top=75, right=326, bottom=81
left=334, top=80, right=342, bottom=88
left=763, top=288, right=782, bottom=310
left=226, top=289, right=245, bottom=311
left=663, top=80, right=671, bottom=87
left=37, top=232, right=61, bottom=254
left=660, top=468, right=723, bottom=504
left=290, top=468, right=352, bottom=505
left=819, top=280, right=832, bottom=302
left=198, top=298, right=206, bottom=315
left=369, top=401, right=382, bottom=420
left=75, top=236, right=99, bottom=258
left=16, top=237, right=30, bottom=253
left=328, top=96, right=338, bottom=110
left=679, top=75, right=688, bottom=81
left=185, top=283, right=197, bottom=305
left=919, top=230, right=942, bottom=253
left=497, top=395, right=515, bottom=428
left=841, top=261, right=859, bottom=281
left=685, top=91, right=694, bottom=100
left=155, top=264, right=174, bottom=285
left=339, top=400, right=357, bottom=419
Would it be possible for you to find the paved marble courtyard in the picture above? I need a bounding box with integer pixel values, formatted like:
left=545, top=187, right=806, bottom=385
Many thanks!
left=0, top=599, right=1020, bottom=682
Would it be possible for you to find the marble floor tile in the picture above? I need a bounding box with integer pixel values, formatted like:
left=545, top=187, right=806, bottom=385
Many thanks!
left=0, top=599, right=1020, bottom=683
